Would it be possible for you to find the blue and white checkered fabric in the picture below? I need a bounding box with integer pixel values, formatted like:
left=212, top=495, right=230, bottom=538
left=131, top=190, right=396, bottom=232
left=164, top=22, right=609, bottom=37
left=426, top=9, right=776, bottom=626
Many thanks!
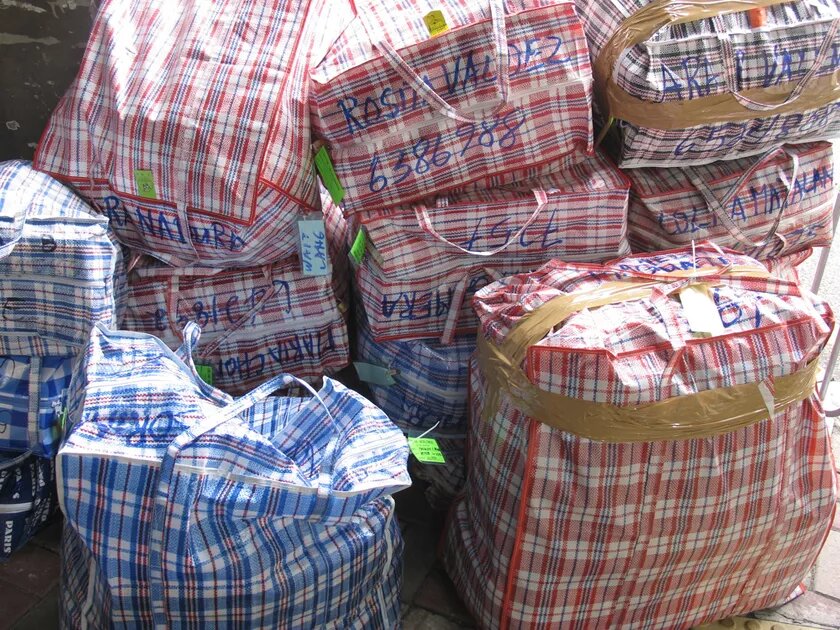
left=0, top=450, right=57, bottom=560
left=59, top=322, right=410, bottom=628
left=355, top=310, right=472, bottom=508
left=0, top=161, right=124, bottom=457
left=355, top=309, right=474, bottom=437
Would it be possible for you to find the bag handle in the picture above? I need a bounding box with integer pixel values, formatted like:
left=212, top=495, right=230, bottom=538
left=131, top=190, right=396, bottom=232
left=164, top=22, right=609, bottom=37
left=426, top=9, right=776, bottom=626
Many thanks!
left=148, top=356, right=338, bottom=621
left=165, top=265, right=277, bottom=356
left=441, top=266, right=503, bottom=344
left=682, top=147, right=799, bottom=255
left=358, top=0, right=511, bottom=124
left=414, top=189, right=549, bottom=256
left=713, top=14, right=840, bottom=112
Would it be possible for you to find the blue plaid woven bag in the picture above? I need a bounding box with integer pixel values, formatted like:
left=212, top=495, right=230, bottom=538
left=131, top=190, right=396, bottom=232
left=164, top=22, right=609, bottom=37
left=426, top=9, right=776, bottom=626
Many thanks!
left=0, top=161, right=124, bottom=457
left=355, top=308, right=473, bottom=435
left=0, top=450, right=56, bottom=559
left=58, top=322, right=410, bottom=629
left=355, top=310, right=472, bottom=508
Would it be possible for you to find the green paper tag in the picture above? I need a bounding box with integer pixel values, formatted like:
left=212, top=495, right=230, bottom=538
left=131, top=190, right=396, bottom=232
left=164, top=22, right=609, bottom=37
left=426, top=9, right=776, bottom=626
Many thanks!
left=407, top=437, right=446, bottom=464
left=58, top=407, right=68, bottom=433
left=349, top=228, right=366, bottom=265
left=314, top=146, right=345, bottom=206
left=134, top=169, right=157, bottom=199
left=195, top=364, right=214, bottom=385
left=298, top=219, right=330, bottom=276
left=354, top=362, right=396, bottom=386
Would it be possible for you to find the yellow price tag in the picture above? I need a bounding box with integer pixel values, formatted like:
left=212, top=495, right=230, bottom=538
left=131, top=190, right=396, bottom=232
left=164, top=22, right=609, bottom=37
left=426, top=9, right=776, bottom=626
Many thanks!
left=423, top=10, right=449, bottom=37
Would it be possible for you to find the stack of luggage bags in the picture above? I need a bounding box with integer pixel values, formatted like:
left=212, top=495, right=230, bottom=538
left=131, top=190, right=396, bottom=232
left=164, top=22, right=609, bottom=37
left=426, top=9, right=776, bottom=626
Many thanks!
left=26, top=0, right=412, bottom=626
left=0, top=162, right=124, bottom=560
left=33, top=0, right=352, bottom=396
left=444, top=0, right=840, bottom=628
left=312, top=0, right=634, bottom=508
left=1, top=0, right=838, bottom=627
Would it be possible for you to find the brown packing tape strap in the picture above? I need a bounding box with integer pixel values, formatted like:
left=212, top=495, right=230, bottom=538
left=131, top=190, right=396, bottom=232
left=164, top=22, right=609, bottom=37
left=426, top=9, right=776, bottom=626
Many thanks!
left=478, top=274, right=818, bottom=442
left=593, top=0, right=840, bottom=130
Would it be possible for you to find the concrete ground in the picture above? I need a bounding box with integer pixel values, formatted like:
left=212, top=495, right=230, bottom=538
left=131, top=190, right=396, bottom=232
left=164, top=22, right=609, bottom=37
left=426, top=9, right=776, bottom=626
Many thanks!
left=2, top=246, right=838, bottom=629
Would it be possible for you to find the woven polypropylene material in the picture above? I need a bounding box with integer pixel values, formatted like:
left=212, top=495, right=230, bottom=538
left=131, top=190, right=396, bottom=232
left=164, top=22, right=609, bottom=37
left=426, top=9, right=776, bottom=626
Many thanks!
left=578, top=0, right=840, bottom=167
left=352, top=153, right=631, bottom=342
left=355, top=308, right=473, bottom=435
left=122, top=257, right=350, bottom=395
left=311, top=0, right=594, bottom=212
left=349, top=151, right=630, bottom=279
left=60, top=523, right=112, bottom=630
left=409, top=436, right=467, bottom=511
left=356, top=309, right=472, bottom=507
left=0, top=451, right=56, bottom=560
left=0, top=161, right=123, bottom=456
left=33, top=0, right=334, bottom=268
left=0, top=356, right=73, bottom=456
left=445, top=246, right=837, bottom=629
left=628, top=142, right=836, bottom=259
left=764, top=247, right=814, bottom=284
left=58, top=323, right=410, bottom=628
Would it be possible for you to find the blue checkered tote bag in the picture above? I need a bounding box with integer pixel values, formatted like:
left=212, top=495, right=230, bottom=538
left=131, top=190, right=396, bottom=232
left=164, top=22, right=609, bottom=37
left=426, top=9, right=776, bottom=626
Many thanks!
left=0, top=161, right=124, bottom=458
left=58, top=322, right=410, bottom=629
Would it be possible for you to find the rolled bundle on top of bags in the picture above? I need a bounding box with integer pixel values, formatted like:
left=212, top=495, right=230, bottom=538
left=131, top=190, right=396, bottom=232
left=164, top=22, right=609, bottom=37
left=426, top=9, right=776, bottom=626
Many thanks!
left=59, top=322, right=410, bottom=628
left=445, top=243, right=837, bottom=629
left=578, top=0, right=840, bottom=167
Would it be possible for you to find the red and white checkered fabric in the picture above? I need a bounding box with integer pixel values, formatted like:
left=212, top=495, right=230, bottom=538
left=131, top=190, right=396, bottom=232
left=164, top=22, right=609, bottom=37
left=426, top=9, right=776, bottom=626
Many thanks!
left=348, top=152, right=630, bottom=342
left=628, top=143, right=836, bottom=259
left=34, top=0, right=337, bottom=268
left=121, top=256, right=350, bottom=396
left=578, top=0, right=840, bottom=168
left=764, top=247, right=814, bottom=284
left=445, top=245, right=837, bottom=629
left=310, top=0, right=593, bottom=213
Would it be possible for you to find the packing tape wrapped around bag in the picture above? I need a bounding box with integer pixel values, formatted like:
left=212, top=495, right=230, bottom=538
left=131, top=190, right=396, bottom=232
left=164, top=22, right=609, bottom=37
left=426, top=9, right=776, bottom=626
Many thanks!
left=593, top=0, right=840, bottom=131
left=477, top=268, right=818, bottom=441
left=578, top=0, right=840, bottom=166
left=445, top=245, right=836, bottom=629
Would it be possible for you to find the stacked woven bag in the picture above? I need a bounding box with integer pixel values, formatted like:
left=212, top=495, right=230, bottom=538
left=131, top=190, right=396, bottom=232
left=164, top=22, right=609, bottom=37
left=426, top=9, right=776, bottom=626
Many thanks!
left=312, top=0, right=633, bottom=507
left=33, top=0, right=352, bottom=396
left=0, top=162, right=124, bottom=559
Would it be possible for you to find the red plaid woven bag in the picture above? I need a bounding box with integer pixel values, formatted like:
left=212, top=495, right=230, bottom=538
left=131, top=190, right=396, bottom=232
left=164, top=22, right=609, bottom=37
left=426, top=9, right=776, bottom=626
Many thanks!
left=310, top=0, right=594, bottom=213
left=445, top=244, right=837, bottom=629
left=34, top=0, right=338, bottom=268
left=628, top=143, right=836, bottom=260
left=578, top=0, right=840, bottom=168
left=346, top=152, right=630, bottom=342
left=121, top=257, right=350, bottom=395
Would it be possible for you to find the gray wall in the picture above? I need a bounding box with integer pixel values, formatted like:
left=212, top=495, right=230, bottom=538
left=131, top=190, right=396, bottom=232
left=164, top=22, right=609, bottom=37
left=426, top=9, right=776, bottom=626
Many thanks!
left=0, top=1, right=93, bottom=161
